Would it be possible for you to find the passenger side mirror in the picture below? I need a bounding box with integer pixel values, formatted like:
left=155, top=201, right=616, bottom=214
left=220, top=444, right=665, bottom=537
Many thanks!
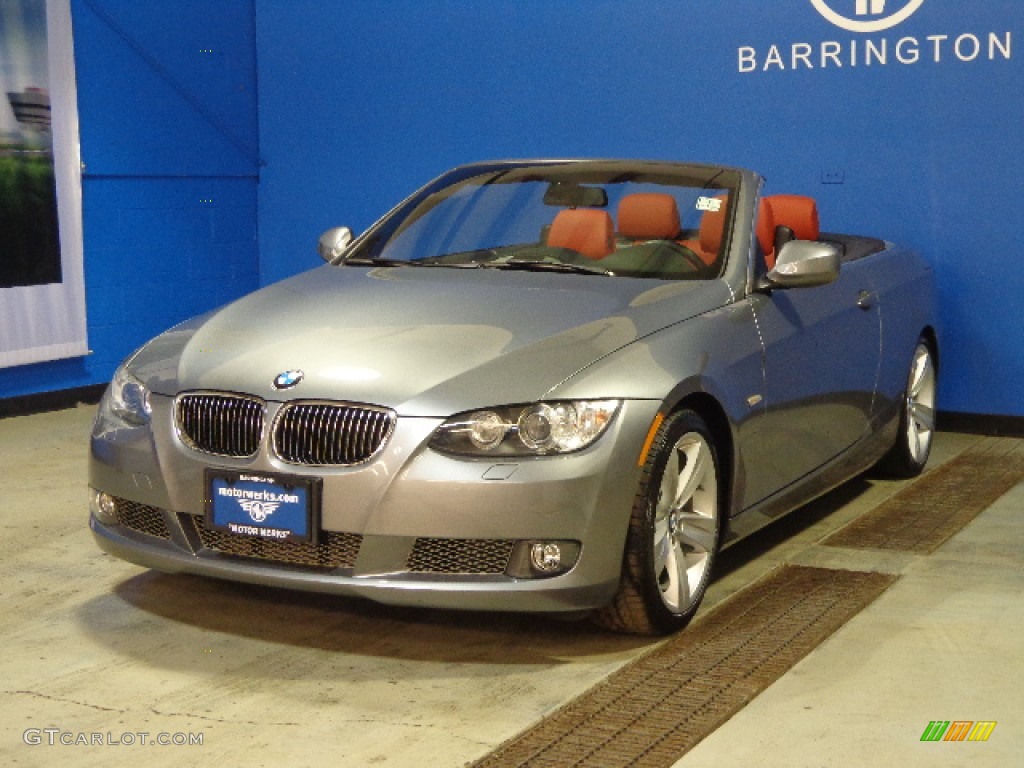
left=767, top=240, right=840, bottom=288
left=318, top=226, right=354, bottom=262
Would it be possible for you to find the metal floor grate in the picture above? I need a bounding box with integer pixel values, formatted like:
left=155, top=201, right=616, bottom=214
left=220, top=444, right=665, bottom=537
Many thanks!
left=471, top=436, right=1023, bottom=767
left=473, top=565, right=896, bottom=768
left=823, top=437, right=1024, bottom=554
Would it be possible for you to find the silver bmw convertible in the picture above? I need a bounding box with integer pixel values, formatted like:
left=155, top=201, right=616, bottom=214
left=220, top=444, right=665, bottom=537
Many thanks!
left=89, top=159, right=937, bottom=635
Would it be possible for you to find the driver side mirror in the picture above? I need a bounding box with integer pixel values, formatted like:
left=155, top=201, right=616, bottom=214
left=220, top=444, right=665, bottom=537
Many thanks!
left=767, top=240, right=840, bottom=288
left=318, top=226, right=354, bottom=262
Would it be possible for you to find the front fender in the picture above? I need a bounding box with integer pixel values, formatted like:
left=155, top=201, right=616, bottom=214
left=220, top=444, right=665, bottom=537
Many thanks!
left=548, top=299, right=766, bottom=513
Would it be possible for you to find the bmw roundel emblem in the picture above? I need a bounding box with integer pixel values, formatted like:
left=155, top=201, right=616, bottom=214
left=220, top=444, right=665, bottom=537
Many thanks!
left=273, top=369, right=304, bottom=390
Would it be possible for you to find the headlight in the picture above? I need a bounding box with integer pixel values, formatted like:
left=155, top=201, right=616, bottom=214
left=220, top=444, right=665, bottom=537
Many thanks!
left=430, top=400, right=620, bottom=457
left=103, top=363, right=152, bottom=426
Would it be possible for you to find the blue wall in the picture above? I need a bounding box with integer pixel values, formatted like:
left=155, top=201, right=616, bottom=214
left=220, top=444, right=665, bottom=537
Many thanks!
left=0, top=0, right=260, bottom=399
left=255, top=0, right=1023, bottom=416
left=4, top=0, right=1022, bottom=419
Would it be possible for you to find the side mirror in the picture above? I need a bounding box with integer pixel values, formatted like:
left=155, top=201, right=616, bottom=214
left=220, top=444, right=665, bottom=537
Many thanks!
left=318, top=226, right=354, bottom=262
left=767, top=240, right=840, bottom=288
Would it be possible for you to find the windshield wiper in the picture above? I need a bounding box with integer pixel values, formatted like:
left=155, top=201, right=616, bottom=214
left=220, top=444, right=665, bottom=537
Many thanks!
left=342, top=255, right=610, bottom=275
left=480, top=259, right=613, bottom=276
left=341, top=257, right=412, bottom=267
left=342, top=257, right=481, bottom=269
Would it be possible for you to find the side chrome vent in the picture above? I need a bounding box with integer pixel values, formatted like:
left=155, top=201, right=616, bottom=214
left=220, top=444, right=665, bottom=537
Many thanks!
left=176, top=393, right=265, bottom=458
left=273, top=402, right=395, bottom=466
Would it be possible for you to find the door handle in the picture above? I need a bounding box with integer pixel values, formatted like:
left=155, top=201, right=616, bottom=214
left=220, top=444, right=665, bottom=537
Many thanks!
left=856, top=290, right=876, bottom=310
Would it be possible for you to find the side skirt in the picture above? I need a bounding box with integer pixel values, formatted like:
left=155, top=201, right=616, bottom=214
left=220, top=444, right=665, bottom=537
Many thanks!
left=720, top=411, right=900, bottom=548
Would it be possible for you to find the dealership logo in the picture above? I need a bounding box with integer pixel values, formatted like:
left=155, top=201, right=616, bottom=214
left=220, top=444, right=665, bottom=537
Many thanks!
left=810, top=0, right=926, bottom=33
left=238, top=499, right=280, bottom=522
left=738, top=0, right=1011, bottom=73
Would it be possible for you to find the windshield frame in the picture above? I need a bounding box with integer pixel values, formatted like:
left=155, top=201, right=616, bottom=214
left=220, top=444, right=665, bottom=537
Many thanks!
left=338, top=160, right=744, bottom=281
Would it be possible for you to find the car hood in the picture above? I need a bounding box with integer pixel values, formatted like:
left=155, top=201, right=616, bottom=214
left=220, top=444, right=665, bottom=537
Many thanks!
left=133, top=265, right=731, bottom=415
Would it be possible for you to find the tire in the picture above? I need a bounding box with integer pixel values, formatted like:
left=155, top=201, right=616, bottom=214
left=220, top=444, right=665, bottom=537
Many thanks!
left=877, top=339, right=937, bottom=478
left=592, top=410, right=722, bottom=635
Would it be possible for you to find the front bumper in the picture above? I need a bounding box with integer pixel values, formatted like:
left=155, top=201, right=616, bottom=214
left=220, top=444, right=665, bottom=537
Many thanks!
left=90, top=513, right=618, bottom=612
left=89, top=396, right=660, bottom=614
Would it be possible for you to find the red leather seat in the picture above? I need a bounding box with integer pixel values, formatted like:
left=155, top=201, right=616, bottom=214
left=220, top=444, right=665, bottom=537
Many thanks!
left=617, top=193, right=681, bottom=241
left=765, top=194, right=820, bottom=242
left=682, top=196, right=778, bottom=268
left=761, top=194, right=819, bottom=270
left=547, top=209, right=615, bottom=260
left=681, top=195, right=729, bottom=267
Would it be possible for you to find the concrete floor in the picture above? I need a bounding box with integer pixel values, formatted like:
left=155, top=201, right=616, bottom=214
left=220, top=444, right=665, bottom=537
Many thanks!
left=1, top=406, right=1020, bottom=767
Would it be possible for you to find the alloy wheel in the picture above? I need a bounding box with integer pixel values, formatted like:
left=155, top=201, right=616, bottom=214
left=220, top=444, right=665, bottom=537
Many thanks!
left=652, top=432, right=719, bottom=613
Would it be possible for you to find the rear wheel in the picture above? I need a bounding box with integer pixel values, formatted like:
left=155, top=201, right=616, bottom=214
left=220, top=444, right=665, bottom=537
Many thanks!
left=877, top=339, right=937, bottom=478
left=592, top=410, right=722, bottom=635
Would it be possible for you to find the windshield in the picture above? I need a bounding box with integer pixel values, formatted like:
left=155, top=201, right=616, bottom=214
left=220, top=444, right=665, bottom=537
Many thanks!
left=345, top=161, right=740, bottom=280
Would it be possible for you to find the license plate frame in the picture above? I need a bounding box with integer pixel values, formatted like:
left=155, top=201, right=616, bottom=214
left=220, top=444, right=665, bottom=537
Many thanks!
left=205, top=469, right=321, bottom=544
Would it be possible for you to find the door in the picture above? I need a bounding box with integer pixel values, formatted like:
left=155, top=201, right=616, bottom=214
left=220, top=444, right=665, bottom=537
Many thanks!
left=743, top=260, right=881, bottom=505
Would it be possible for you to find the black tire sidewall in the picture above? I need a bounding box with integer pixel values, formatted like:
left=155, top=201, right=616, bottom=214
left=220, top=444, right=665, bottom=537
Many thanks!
left=881, top=339, right=936, bottom=478
left=635, top=409, right=722, bottom=633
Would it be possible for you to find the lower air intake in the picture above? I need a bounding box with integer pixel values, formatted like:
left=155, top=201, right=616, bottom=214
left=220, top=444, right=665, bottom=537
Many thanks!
left=406, top=537, right=514, bottom=575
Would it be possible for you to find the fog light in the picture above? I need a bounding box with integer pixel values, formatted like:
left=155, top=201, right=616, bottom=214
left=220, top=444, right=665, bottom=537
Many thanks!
left=506, top=540, right=581, bottom=578
left=531, top=542, right=563, bottom=572
left=90, top=489, right=118, bottom=524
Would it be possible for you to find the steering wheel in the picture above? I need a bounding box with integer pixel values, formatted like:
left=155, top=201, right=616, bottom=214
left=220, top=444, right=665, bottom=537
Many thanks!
left=666, top=242, right=709, bottom=273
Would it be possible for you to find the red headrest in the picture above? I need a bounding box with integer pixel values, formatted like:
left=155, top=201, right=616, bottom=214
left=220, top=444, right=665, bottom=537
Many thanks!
left=766, top=194, right=820, bottom=241
left=618, top=193, right=681, bottom=240
left=547, top=209, right=615, bottom=260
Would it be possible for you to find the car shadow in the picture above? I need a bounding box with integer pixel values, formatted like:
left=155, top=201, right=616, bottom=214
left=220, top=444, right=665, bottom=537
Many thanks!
left=76, top=567, right=653, bottom=673
left=714, top=476, right=874, bottom=579
left=75, top=477, right=875, bottom=674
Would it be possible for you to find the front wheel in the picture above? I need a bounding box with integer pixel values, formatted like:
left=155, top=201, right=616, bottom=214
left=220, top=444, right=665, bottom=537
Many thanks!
left=592, top=410, right=722, bottom=635
left=877, top=339, right=937, bottom=478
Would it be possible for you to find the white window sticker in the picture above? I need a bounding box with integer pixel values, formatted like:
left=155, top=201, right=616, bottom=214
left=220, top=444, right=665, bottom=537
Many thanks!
left=696, top=196, right=723, bottom=213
